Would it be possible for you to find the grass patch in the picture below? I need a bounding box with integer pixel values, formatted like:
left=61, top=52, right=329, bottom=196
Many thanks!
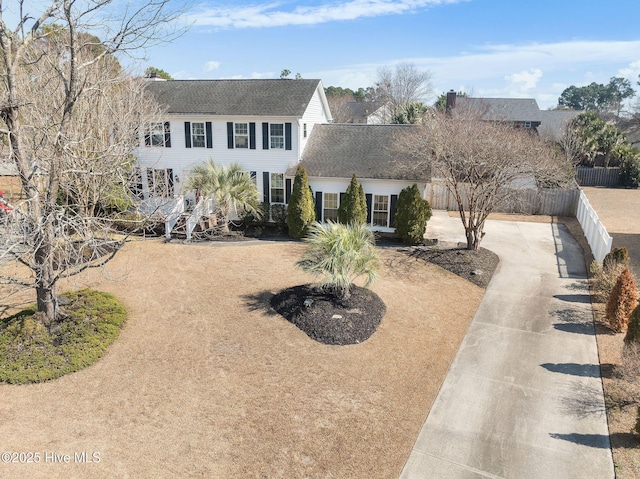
left=0, top=289, right=127, bottom=384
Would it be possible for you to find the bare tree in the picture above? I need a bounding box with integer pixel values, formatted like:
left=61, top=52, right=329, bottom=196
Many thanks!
left=375, top=63, right=432, bottom=123
left=398, top=106, right=574, bottom=250
left=0, top=0, right=179, bottom=322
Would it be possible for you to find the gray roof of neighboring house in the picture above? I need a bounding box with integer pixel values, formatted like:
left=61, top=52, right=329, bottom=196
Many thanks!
left=345, top=101, right=383, bottom=118
left=537, top=109, right=583, bottom=142
left=456, top=97, right=543, bottom=122
left=291, top=124, right=429, bottom=181
left=145, top=79, right=323, bottom=117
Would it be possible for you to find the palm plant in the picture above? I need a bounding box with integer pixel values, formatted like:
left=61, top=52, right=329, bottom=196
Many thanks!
left=185, top=160, right=262, bottom=233
left=296, top=221, right=379, bottom=300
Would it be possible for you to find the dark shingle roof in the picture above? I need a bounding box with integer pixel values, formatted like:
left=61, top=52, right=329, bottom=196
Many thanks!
left=292, top=124, right=429, bottom=181
left=145, top=79, right=322, bottom=116
left=456, top=97, right=542, bottom=122
left=537, top=109, right=583, bottom=142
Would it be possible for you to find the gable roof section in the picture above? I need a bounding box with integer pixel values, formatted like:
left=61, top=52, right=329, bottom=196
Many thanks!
left=293, top=124, right=429, bottom=181
left=537, top=109, right=583, bottom=142
left=456, top=97, right=543, bottom=122
left=145, top=79, right=323, bottom=117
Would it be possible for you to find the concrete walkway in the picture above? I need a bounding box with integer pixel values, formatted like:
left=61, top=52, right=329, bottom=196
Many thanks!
left=400, top=212, right=614, bottom=479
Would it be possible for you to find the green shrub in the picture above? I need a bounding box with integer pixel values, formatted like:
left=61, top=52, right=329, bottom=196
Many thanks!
left=270, top=204, right=287, bottom=230
left=394, top=183, right=432, bottom=244
left=338, top=174, right=368, bottom=225
left=605, top=269, right=638, bottom=332
left=286, top=165, right=316, bottom=239
left=0, top=289, right=127, bottom=384
left=617, top=145, right=640, bottom=188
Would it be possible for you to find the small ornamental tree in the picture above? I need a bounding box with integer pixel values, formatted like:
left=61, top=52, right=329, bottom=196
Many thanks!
left=338, top=174, right=368, bottom=225
left=394, top=184, right=432, bottom=244
left=286, top=165, right=316, bottom=239
left=606, top=268, right=638, bottom=332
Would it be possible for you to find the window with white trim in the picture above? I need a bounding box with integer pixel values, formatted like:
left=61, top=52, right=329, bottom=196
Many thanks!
left=235, top=123, right=248, bottom=149
left=323, top=193, right=339, bottom=222
left=270, top=123, right=284, bottom=149
left=303, top=123, right=308, bottom=138
left=373, top=195, right=389, bottom=227
left=191, top=122, right=206, bottom=147
left=147, top=122, right=167, bottom=147
left=270, top=173, right=285, bottom=203
left=524, top=121, right=532, bottom=129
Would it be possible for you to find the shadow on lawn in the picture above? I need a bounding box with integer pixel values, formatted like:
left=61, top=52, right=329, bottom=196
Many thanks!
left=242, top=290, right=279, bottom=316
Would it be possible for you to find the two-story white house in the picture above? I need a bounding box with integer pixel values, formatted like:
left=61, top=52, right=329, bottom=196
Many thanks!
left=135, top=78, right=332, bottom=208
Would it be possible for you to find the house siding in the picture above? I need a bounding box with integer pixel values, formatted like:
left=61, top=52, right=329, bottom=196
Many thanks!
left=306, top=177, right=427, bottom=233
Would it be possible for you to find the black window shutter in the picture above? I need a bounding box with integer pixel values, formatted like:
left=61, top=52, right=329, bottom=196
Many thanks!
left=390, top=194, right=398, bottom=228
left=227, top=122, right=234, bottom=149
left=250, top=171, right=256, bottom=181
left=285, top=178, right=292, bottom=204
left=315, top=191, right=322, bottom=222
left=144, top=128, right=151, bottom=146
left=285, top=122, right=292, bottom=150
left=262, top=123, right=269, bottom=150
left=263, top=172, right=270, bottom=203
left=184, top=122, right=191, bottom=148
left=146, top=168, right=153, bottom=190
left=365, top=194, right=373, bottom=225
left=249, top=122, right=256, bottom=150
left=167, top=169, right=174, bottom=197
left=339, top=192, right=346, bottom=206
left=206, top=122, right=213, bottom=148
left=164, top=122, right=171, bottom=147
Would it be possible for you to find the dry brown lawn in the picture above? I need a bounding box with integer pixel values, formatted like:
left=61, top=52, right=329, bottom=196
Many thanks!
left=0, top=238, right=483, bottom=478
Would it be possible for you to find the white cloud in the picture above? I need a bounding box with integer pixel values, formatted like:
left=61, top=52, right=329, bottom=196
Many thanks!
left=203, top=61, right=221, bottom=71
left=617, top=60, right=640, bottom=81
left=187, top=0, right=465, bottom=28
left=505, top=68, right=542, bottom=91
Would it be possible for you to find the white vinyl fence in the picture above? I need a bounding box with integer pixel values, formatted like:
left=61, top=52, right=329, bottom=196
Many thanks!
left=575, top=189, right=613, bottom=262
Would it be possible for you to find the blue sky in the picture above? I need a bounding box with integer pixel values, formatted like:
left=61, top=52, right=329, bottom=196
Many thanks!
left=136, top=0, right=640, bottom=109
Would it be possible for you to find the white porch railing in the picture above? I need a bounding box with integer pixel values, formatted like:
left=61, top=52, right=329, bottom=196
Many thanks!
left=139, top=196, right=186, bottom=240
left=575, top=189, right=613, bottom=262
left=185, top=197, right=215, bottom=241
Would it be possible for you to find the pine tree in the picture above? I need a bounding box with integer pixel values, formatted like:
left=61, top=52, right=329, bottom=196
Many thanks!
left=394, top=184, right=432, bottom=244
left=286, top=165, right=316, bottom=239
left=338, top=174, right=368, bottom=225
left=606, top=268, right=638, bottom=332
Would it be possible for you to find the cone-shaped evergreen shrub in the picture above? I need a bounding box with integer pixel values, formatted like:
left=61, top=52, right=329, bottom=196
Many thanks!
left=338, top=174, right=367, bottom=225
left=625, top=303, right=640, bottom=343
left=286, top=165, right=316, bottom=239
left=606, top=268, right=638, bottom=332
left=394, top=183, right=432, bottom=244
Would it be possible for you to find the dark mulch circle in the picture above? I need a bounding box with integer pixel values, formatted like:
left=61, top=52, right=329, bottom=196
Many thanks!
left=406, top=246, right=500, bottom=288
left=270, top=284, right=386, bottom=346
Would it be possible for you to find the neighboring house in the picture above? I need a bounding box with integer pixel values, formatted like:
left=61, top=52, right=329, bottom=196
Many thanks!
left=289, top=124, right=429, bottom=233
left=445, top=90, right=581, bottom=141
left=135, top=79, right=332, bottom=207
left=343, top=101, right=387, bottom=124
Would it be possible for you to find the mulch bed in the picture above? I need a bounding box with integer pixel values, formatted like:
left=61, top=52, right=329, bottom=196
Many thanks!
left=270, top=284, right=386, bottom=345
left=405, top=246, right=500, bottom=288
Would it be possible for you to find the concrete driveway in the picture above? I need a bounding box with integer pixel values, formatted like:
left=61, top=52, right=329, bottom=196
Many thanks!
left=400, top=212, right=614, bottom=479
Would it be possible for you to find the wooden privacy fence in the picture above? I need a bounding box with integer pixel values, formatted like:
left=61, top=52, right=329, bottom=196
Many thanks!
left=576, top=167, right=620, bottom=187
left=424, top=182, right=580, bottom=216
